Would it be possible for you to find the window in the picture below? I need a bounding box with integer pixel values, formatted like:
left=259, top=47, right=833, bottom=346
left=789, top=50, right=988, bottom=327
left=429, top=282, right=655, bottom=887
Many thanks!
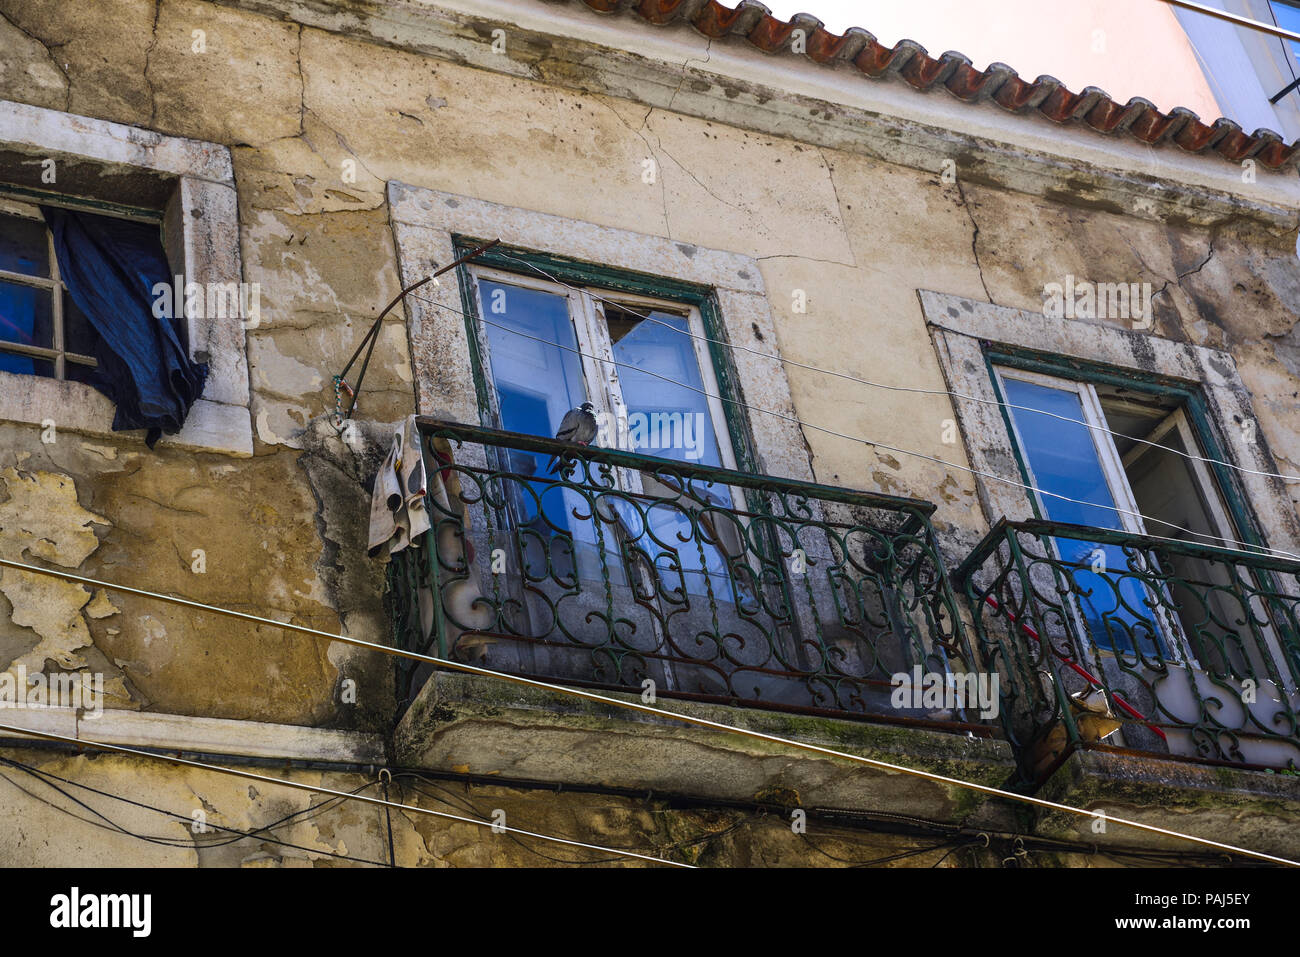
left=993, top=365, right=1285, bottom=678
left=470, top=268, right=736, bottom=468
left=0, top=197, right=101, bottom=383
left=467, top=263, right=744, bottom=598
left=924, top=291, right=1300, bottom=764
left=1270, top=2, right=1300, bottom=75
left=0, top=99, right=252, bottom=456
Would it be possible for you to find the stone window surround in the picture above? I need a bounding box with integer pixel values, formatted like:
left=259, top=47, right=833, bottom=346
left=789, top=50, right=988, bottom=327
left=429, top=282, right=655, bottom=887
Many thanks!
left=921, top=289, right=1300, bottom=556
left=0, top=100, right=252, bottom=457
left=386, top=181, right=813, bottom=485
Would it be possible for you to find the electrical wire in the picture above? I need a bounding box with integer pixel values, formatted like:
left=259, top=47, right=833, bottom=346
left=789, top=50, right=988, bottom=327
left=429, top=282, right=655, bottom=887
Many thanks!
left=397, top=778, right=633, bottom=866
left=412, top=290, right=1300, bottom=562
left=399, top=768, right=1264, bottom=866
left=798, top=830, right=972, bottom=867
left=398, top=772, right=751, bottom=864
left=0, top=554, right=1292, bottom=867
left=495, top=250, right=1300, bottom=487
left=929, top=840, right=982, bottom=868
left=0, top=755, right=391, bottom=866
left=0, top=719, right=693, bottom=868
left=1267, top=1, right=1300, bottom=94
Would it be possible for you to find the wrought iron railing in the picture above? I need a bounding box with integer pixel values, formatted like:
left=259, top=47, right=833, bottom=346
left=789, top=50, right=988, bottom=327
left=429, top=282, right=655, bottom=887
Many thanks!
left=954, top=519, right=1300, bottom=779
left=386, top=419, right=989, bottom=732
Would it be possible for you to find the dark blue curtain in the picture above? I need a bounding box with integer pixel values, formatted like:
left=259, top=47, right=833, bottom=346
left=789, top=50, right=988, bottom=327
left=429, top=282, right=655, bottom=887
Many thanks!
left=41, top=206, right=207, bottom=446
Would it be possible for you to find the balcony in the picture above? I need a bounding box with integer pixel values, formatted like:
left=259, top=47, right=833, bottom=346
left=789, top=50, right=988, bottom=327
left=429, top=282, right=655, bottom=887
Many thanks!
left=954, top=519, right=1300, bottom=781
left=382, top=428, right=1300, bottom=855
left=385, top=419, right=990, bottom=733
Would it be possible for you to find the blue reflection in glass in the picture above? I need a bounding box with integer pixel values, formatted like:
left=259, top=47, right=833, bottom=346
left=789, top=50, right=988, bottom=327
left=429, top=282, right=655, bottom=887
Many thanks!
left=1003, top=376, right=1164, bottom=656
left=610, top=311, right=736, bottom=598
left=480, top=280, right=589, bottom=542
left=1271, top=2, right=1300, bottom=68
left=0, top=280, right=53, bottom=352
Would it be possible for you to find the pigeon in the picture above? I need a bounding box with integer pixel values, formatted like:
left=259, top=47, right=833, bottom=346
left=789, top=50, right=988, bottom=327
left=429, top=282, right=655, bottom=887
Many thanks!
left=546, top=401, right=598, bottom=473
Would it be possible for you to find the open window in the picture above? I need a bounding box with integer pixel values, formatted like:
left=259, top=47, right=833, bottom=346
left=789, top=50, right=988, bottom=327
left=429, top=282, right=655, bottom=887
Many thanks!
left=994, top=365, right=1289, bottom=683
left=0, top=188, right=206, bottom=445
left=447, top=258, right=774, bottom=694
left=0, top=99, right=252, bottom=455
left=469, top=266, right=746, bottom=594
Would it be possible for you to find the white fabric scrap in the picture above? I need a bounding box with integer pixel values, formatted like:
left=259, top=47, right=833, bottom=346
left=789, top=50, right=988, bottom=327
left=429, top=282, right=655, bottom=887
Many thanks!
left=368, top=415, right=432, bottom=560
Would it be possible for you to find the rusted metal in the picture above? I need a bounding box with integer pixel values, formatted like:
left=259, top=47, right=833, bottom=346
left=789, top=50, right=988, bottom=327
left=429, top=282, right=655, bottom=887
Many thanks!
left=338, top=238, right=500, bottom=420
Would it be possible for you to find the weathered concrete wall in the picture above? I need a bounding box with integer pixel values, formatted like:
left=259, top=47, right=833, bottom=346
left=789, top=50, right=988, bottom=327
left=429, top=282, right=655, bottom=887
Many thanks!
left=0, top=0, right=1297, bottom=864
left=0, top=745, right=1039, bottom=868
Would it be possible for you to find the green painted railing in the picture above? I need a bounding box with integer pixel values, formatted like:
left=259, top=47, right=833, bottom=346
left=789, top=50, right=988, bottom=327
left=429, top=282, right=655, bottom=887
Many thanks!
left=386, top=419, right=987, bottom=731
left=954, top=519, right=1300, bottom=779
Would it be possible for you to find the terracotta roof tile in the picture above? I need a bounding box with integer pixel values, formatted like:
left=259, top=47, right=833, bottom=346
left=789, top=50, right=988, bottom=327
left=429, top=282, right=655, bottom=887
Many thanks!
left=555, top=0, right=1300, bottom=171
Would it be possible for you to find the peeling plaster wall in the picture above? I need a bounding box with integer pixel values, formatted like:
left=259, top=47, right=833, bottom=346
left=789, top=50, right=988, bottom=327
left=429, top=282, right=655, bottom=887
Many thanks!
left=0, top=0, right=1298, bottom=865
left=0, top=424, right=394, bottom=727
left=0, top=746, right=1053, bottom=868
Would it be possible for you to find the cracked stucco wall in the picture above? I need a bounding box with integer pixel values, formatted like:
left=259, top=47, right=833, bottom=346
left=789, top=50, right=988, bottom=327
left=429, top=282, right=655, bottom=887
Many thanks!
left=1, top=0, right=1298, bottom=668
left=0, top=467, right=137, bottom=709
left=0, top=0, right=1298, bottom=865
left=1, top=0, right=1298, bottom=703
left=0, top=424, right=393, bottom=728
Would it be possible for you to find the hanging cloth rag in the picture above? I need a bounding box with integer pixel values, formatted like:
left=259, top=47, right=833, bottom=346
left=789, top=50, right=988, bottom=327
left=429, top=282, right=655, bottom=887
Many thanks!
left=41, top=205, right=208, bottom=446
left=368, top=415, right=431, bottom=560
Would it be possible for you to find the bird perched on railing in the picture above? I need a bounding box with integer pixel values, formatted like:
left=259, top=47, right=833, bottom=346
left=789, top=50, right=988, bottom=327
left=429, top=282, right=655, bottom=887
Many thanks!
left=546, top=401, right=599, bottom=473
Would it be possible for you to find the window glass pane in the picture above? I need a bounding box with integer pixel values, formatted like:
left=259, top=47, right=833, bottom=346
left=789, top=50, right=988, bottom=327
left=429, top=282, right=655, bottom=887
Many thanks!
left=0, top=214, right=50, bottom=278
left=478, top=278, right=590, bottom=561
left=1002, top=376, right=1120, bottom=529
left=0, top=279, right=53, bottom=349
left=607, top=308, right=724, bottom=467
left=1002, top=375, right=1163, bottom=656
left=480, top=280, right=587, bottom=444
left=606, top=305, right=741, bottom=598
left=1271, top=2, right=1300, bottom=69
left=0, top=349, right=54, bottom=378
left=62, top=289, right=99, bottom=358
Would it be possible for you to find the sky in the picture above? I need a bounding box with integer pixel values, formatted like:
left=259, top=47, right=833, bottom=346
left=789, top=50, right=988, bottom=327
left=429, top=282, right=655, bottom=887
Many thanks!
left=749, top=0, right=1224, bottom=117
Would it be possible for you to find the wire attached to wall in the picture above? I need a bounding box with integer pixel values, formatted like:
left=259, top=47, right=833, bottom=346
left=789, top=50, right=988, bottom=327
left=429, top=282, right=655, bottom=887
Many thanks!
left=0, top=555, right=1294, bottom=867
left=0, top=718, right=693, bottom=868
left=0, top=755, right=393, bottom=866
left=496, top=250, right=1300, bottom=488
left=407, top=289, right=1300, bottom=562
left=333, top=238, right=500, bottom=425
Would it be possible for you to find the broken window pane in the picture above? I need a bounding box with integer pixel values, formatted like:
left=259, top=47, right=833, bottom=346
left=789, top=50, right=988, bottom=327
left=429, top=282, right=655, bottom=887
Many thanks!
left=604, top=304, right=741, bottom=599
left=606, top=306, right=724, bottom=466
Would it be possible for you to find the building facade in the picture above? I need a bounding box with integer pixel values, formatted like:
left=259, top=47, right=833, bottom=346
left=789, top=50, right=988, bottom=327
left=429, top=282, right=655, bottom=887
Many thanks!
left=0, top=0, right=1299, bottom=867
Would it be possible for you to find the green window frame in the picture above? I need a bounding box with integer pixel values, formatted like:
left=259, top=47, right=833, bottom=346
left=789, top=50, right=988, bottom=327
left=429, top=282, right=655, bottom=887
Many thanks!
left=451, top=237, right=760, bottom=477
left=983, top=345, right=1269, bottom=552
